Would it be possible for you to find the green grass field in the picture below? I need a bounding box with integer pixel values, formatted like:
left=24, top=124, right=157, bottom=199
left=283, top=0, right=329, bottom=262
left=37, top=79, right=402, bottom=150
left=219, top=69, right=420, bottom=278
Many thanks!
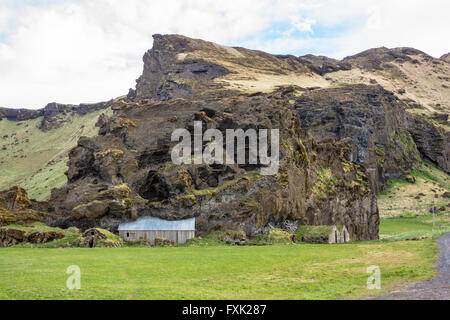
left=0, top=239, right=437, bottom=300
left=0, top=203, right=448, bottom=300
left=0, top=145, right=448, bottom=300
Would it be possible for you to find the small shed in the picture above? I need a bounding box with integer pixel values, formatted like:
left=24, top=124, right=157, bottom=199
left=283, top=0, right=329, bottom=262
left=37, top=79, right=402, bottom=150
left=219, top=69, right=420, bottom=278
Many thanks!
left=118, top=217, right=195, bottom=245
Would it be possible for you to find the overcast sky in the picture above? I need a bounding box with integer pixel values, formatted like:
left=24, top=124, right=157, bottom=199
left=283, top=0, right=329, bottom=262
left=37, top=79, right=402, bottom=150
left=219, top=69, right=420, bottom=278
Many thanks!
left=1, top=0, right=449, bottom=109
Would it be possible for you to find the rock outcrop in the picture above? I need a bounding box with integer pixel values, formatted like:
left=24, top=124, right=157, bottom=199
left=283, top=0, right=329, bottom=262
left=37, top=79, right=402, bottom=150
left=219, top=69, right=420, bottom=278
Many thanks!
left=0, top=187, right=51, bottom=226
left=0, top=101, right=112, bottom=131
left=297, top=54, right=352, bottom=75
left=128, top=34, right=231, bottom=101
left=4, top=34, right=450, bottom=245
left=47, top=35, right=379, bottom=241
left=0, top=108, right=41, bottom=121
left=294, top=84, right=422, bottom=193
left=441, top=53, right=450, bottom=63
left=343, top=47, right=431, bottom=70
left=406, top=114, right=450, bottom=173
left=324, top=46, right=450, bottom=175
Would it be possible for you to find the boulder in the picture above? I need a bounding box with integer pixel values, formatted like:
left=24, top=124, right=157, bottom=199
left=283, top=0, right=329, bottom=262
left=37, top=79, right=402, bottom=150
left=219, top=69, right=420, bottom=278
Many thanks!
left=0, top=228, right=26, bottom=247
left=26, top=231, right=64, bottom=244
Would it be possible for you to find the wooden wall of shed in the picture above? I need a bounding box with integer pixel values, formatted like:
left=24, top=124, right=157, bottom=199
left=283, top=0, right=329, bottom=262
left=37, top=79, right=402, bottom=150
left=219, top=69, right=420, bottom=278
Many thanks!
left=119, top=230, right=195, bottom=244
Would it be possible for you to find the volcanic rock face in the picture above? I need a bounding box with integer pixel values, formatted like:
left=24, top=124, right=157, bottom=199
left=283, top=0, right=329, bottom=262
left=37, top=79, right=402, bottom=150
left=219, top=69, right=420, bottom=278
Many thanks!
left=5, top=34, right=450, bottom=244
left=343, top=47, right=431, bottom=70
left=0, top=101, right=112, bottom=131
left=48, top=35, right=379, bottom=240
left=297, top=54, right=352, bottom=75
left=50, top=91, right=378, bottom=240
left=441, top=53, right=450, bottom=63
left=0, top=108, right=41, bottom=121
left=406, top=115, right=450, bottom=173
left=318, top=46, right=450, bottom=175
left=39, top=101, right=113, bottom=131
left=0, top=187, right=51, bottom=226
left=129, top=34, right=230, bottom=101
left=294, top=84, right=422, bottom=193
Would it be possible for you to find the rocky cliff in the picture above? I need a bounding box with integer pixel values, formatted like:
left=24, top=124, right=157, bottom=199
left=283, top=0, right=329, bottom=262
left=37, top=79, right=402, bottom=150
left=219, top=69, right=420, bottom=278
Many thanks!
left=47, top=35, right=379, bottom=240
left=325, top=46, right=450, bottom=175
left=441, top=53, right=450, bottom=63
left=0, top=101, right=112, bottom=131
left=0, top=187, right=52, bottom=226
left=3, top=34, right=450, bottom=241
left=294, top=84, right=422, bottom=193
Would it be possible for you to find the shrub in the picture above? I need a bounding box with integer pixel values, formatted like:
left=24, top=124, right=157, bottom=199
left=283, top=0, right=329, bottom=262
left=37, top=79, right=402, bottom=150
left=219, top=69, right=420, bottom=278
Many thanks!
left=249, top=228, right=295, bottom=245
left=295, top=226, right=334, bottom=244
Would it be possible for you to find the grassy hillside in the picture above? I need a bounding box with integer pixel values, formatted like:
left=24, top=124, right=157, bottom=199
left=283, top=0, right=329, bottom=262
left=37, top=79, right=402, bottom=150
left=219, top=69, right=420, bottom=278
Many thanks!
left=0, top=109, right=111, bottom=200
left=377, top=161, right=450, bottom=218
left=377, top=160, right=449, bottom=242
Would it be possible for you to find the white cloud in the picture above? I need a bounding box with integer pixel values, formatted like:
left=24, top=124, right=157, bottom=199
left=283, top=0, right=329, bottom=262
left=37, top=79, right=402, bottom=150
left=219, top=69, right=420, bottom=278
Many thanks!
left=0, top=7, right=11, bottom=30
left=288, top=16, right=316, bottom=34
left=0, top=0, right=449, bottom=108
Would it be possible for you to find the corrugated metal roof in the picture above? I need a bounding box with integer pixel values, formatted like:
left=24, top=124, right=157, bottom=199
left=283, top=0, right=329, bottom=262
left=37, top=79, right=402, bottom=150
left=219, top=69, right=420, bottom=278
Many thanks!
left=118, top=216, right=195, bottom=231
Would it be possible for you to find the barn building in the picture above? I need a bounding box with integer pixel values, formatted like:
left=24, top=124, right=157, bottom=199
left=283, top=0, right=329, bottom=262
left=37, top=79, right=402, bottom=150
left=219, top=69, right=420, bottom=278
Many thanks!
left=118, top=217, right=195, bottom=245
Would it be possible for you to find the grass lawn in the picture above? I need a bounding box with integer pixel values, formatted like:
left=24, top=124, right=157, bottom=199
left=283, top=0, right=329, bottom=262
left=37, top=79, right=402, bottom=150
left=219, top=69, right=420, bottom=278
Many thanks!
left=380, top=214, right=450, bottom=241
left=0, top=160, right=447, bottom=300
left=0, top=239, right=438, bottom=300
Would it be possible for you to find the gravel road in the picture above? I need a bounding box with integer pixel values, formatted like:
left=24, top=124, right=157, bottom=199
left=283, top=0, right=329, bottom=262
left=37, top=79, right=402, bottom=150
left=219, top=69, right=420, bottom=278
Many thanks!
left=369, top=233, right=450, bottom=300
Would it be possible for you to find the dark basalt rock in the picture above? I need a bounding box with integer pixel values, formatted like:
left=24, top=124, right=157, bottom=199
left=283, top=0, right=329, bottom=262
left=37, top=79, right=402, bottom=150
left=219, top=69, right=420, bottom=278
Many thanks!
left=0, top=107, right=41, bottom=121
left=297, top=54, right=352, bottom=75
left=39, top=101, right=113, bottom=131
left=0, top=187, right=52, bottom=227
left=343, top=47, right=431, bottom=70
left=46, top=35, right=379, bottom=241
left=406, top=114, right=450, bottom=174
left=0, top=101, right=112, bottom=131
left=0, top=228, right=26, bottom=247
left=441, top=53, right=450, bottom=63
left=49, top=90, right=379, bottom=240
left=129, top=34, right=230, bottom=101
left=294, top=84, right=422, bottom=193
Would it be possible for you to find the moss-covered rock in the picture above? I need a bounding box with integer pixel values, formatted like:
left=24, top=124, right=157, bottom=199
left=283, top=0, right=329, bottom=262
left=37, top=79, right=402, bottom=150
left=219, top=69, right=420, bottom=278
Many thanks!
left=0, top=187, right=50, bottom=227
left=73, top=228, right=123, bottom=248
left=0, top=222, right=79, bottom=247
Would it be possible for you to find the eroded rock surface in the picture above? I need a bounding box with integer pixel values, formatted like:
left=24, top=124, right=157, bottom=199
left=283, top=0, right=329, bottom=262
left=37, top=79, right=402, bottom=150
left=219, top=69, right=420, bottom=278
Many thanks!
left=297, top=54, right=352, bottom=75
left=0, top=187, right=51, bottom=226
left=48, top=35, right=379, bottom=240
left=294, top=84, right=422, bottom=193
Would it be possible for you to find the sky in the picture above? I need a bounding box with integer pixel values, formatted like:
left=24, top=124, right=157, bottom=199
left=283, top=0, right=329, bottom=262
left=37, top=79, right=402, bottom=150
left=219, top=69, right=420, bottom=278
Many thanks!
left=0, top=0, right=449, bottom=109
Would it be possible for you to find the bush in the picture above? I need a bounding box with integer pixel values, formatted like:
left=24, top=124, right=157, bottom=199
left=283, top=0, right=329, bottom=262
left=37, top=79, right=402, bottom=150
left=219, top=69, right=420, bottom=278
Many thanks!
left=295, top=226, right=334, bottom=244
left=124, top=239, right=151, bottom=247
left=249, top=228, right=295, bottom=245
left=185, top=230, right=246, bottom=246
left=154, top=238, right=175, bottom=247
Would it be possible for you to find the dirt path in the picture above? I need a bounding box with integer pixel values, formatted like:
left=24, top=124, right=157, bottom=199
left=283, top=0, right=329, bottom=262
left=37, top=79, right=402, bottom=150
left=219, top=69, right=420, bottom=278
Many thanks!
left=370, top=233, right=450, bottom=300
